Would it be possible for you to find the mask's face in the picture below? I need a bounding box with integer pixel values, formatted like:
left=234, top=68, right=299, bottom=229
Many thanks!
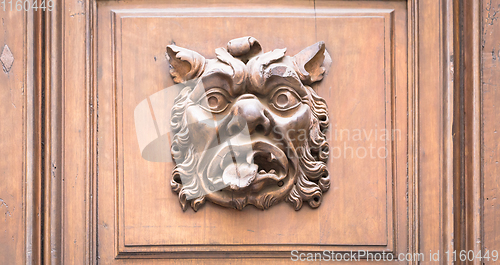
left=168, top=37, right=331, bottom=211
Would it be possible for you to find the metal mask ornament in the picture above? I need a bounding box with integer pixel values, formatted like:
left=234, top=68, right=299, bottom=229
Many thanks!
left=167, top=36, right=331, bottom=211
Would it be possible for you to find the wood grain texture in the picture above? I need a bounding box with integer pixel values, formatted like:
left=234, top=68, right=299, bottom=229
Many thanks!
left=44, top=2, right=64, bottom=264
left=0, top=0, right=489, bottom=264
left=463, top=0, right=483, bottom=264
left=416, top=0, right=456, bottom=264
left=62, top=0, right=96, bottom=263
left=40, top=0, right=462, bottom=264
left=0, top=5, right=38, bottom=265
left=43, top=0, right=97, bottom=264
left=482, top=0, right=500, bottom=262
left=93, top=1, right=408, bottom=260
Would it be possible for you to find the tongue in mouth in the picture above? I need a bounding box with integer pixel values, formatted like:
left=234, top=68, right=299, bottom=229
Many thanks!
left=222, top=162, right=258, bottom=190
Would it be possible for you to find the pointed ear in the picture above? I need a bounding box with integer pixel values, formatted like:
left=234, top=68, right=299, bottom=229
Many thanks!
left=293, top=41, right=332, bottom=84
left=166, top=45, right=206, bottom=83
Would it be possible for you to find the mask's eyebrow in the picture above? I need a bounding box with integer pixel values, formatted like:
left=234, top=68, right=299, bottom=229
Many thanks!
left=263, top=65, right=307, bottom=97
left=190, top=70, right=235, bottom=101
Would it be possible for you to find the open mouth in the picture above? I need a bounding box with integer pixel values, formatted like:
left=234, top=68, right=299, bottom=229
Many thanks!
left=206, top=141, right=288, bottom=192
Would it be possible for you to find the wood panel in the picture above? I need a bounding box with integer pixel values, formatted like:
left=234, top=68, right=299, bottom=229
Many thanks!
left=482, top=0, right=500, bottom=262
left=90, top=0, right=408, bottom=260
left=0, top=0, right=489, bottom=264
left=43, top=0, right=98, bottom=264
left=417, top=0, right=456, bottom=263
left=0, top=6, right=38, bottom=265
left=41, top=0, right=462, bottom=264
left=462, top=0, right=482, bottom=264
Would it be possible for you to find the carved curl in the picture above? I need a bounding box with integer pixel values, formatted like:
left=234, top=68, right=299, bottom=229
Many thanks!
left=169, top=86, right=208, bottom=211
left=293, top=41, right=332, bottom=85
left=166, top=45, right=206, bottom=83
left=286, top=88, right=330, bottom=210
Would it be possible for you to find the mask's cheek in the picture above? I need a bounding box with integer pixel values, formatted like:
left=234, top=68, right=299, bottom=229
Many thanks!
left=270, top=105, right=312, bottom=149
left=185, top=105, right=219, bottom=154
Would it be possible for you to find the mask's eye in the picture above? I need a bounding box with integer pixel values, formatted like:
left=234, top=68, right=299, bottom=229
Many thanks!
left=270, top=87, right=301, bottom=111
left=198, top=89, right=231, bottom=113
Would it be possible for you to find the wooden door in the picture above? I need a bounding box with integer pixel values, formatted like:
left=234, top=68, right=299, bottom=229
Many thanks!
left=50, top=0, right=453, bottom=264
left=92, top=0, right=405, bottom=261
left=3, top=0, right=492, bottom=264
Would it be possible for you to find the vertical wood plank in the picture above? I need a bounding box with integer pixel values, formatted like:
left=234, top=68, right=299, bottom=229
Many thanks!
left=0, top=4, right=37, bottom=265
left=418, top=0, right=456, bottom=264
left=463, top=0, right=483, bottom=264
left=482, top=0, right=500, bottom=262
left=60, top=0, right=94, bottom=264
left=42, top=0, right=462, bottom=264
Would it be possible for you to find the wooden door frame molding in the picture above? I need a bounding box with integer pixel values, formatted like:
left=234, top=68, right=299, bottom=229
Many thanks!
left=462, top=0, right=483, bottom=264
left=35, top=0, right=483, bottom=263
left=39, top=0, right=98, bottom=264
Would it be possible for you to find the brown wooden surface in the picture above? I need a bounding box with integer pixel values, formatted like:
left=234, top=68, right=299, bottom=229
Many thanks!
left=0, top=6, right=38, bottom=265
left=3, top=0, right=497, bottom=264
left=93, top=1, right=406, bottom=259
left=46, top=0, right=459, bottom=264
left=463, top=0, right=483, bottom=264
left=415, top=0, right=457, bottom=264
left=482, top=0, right=500, bottom=262
left=0, top=10, right=26, bottom=265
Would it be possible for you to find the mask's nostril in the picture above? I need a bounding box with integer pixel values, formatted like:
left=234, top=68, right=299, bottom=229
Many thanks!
left=255, top=124, right=265, bottom=134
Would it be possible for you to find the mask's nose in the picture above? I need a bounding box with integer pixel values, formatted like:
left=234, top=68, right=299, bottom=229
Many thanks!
left=226, top=95, right=271, bottom=136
